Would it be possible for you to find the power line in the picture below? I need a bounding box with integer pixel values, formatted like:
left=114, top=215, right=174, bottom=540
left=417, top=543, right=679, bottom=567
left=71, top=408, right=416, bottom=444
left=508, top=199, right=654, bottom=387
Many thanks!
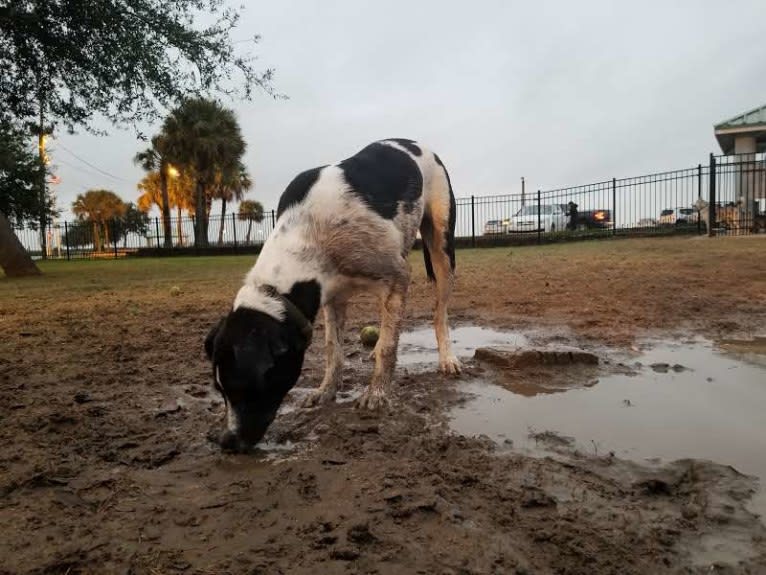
left=55, top=157, right=121, bottom=182
left=54, top=141, right=131, bottom=183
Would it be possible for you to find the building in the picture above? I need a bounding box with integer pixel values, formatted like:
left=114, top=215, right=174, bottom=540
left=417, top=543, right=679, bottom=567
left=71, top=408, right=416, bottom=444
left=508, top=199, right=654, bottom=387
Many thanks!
left=714, top=104, right=766, bottom=219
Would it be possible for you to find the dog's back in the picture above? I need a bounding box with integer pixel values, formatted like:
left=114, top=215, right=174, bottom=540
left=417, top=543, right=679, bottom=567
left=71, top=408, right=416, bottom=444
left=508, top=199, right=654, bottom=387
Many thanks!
left=248, top=139, right=456, bottom=301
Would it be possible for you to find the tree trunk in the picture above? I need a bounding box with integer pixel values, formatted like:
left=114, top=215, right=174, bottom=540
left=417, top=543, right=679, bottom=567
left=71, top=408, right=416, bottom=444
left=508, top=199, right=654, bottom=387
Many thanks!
left=0, top=211, right=42, bottom=277
left=218, top=199, right=227, bottom=245
left=92, top=221, right=101, bottom=252
left=176, top=206, right=183, bottom=247
left=246, top=218, right=253, bottom=243
left=102, top=221, right=110, bottom=251
left=160, top=163, right=172, bottom=249
left=194, top=179, right=207, bottom=248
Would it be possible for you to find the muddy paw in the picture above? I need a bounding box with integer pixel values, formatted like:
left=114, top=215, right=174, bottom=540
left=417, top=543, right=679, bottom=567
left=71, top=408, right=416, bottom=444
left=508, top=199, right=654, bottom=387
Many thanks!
left=440, top=356, right=462, bottom=376
left=301, top=388, right=336, bottom=408
left=356, top=389, right=389, bottom=411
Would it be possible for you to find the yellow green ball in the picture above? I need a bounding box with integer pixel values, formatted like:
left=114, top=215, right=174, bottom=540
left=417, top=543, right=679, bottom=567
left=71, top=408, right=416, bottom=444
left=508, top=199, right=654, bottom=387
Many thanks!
left=360, top=326, right=379, bottom=347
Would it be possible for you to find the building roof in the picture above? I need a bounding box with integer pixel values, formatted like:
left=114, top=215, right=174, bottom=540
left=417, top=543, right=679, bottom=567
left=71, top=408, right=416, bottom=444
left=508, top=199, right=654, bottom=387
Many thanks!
left=715, top=103, right=766, bottom=154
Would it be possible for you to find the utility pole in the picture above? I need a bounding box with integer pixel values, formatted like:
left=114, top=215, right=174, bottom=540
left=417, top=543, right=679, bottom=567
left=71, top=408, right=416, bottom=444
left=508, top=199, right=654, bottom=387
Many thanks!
left=37, top=95, right=49, bottom=259
left=521, top=177, right=526, bottom=207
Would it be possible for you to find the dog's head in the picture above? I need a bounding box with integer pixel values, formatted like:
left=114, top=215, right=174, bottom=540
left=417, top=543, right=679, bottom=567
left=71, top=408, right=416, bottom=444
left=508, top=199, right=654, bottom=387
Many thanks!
left=205, top=307, right=311, bottom=452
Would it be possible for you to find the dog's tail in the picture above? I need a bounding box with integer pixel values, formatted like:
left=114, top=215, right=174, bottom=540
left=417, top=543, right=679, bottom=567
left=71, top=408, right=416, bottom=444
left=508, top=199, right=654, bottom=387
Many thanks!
left=420, top=153, right=457, bottom=282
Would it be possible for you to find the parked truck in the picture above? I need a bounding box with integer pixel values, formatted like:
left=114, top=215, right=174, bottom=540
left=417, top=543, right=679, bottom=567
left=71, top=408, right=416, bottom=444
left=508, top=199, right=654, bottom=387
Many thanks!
left=563, top=202, right=612, bottom=230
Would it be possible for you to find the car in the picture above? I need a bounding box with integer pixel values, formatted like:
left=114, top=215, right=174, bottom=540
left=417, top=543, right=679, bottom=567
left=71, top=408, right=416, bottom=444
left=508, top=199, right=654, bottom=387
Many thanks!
left=483, top=219, right=510, bottom=235
left=508, top=204, right=568, bottom=233
left=659, top=207, right=698, bottom=226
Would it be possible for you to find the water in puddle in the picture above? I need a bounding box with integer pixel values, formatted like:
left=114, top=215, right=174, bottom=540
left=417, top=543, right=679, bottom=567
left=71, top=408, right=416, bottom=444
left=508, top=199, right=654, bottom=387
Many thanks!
left=398, top=326, right=528, bottom=366
left=450, top=338, right=766, bottom=516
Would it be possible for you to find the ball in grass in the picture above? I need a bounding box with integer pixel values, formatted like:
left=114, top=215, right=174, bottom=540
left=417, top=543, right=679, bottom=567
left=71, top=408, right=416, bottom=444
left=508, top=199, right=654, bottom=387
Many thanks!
left=169, top=286, right=182, bottom=296
left=360, top=326, right=380, bottom=348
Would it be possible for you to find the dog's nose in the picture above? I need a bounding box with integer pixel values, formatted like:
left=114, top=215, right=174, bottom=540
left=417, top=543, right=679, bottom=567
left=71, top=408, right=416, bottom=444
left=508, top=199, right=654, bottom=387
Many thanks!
left=219, top=429, right=243, bottom=453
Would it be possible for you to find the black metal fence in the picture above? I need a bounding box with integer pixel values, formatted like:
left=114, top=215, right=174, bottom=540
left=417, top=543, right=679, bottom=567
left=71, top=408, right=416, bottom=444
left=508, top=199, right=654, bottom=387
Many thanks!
left=17, top=152, right=766, bottom=259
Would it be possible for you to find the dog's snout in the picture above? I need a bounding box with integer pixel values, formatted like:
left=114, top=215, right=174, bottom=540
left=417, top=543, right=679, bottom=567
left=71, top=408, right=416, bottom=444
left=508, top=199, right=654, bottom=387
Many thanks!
left=219, top=429, right=246, bottom=453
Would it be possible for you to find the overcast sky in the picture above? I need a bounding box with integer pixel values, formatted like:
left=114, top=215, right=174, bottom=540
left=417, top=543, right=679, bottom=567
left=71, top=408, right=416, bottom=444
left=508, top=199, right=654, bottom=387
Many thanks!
left=48, top=0, right=766, bottom=219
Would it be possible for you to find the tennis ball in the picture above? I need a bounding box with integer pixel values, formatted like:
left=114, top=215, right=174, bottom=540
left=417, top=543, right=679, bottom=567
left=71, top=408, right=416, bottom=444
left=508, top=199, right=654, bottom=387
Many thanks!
left=360, top=326, right=380, bottom=347
left=169, top=286, right=182, bottom=296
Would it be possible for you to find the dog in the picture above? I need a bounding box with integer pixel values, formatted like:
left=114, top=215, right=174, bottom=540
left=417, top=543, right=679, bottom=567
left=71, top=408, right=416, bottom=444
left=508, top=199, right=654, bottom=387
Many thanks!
left=205, top=139, right=460, bottom=451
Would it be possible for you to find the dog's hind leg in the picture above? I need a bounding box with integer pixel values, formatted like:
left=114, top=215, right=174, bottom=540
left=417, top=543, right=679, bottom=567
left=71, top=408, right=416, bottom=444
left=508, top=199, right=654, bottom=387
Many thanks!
left=427, top=237, right=461, bottom=375
left=358, top=270, right=410, bottom=410
left=422, top=165, right=461, bottom=375
left=303, top=295, right=348, bottom=407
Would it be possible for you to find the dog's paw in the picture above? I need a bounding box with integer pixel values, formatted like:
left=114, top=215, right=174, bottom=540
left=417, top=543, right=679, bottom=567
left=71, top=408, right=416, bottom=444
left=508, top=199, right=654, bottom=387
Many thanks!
left=440, top=355, right=462, bottom=376
left=301, top=388, right=336, bottom=408
left=356, top=389, right=389, bottom=411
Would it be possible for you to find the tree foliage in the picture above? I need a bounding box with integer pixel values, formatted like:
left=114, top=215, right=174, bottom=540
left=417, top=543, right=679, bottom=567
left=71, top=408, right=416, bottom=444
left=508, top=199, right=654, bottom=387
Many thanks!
left=0, top=119, right=54, bottom=224
left=63, top=203, right=148, bottom=248
left=71, top=188, right=127, bottom=250
left=238, top=199, right=264, bottom=223
left=112, top=203, right=150, bottom=247
left=0, top=0, right=277, bottom=131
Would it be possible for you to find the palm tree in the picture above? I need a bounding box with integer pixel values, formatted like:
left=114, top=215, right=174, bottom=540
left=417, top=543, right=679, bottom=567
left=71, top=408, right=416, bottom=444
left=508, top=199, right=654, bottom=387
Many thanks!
left=134, top=135, right=173, bottom=248
left=137, top=169, right=195, bottom=246
left=214, top=163, right=252, bottom=244
left=161, top=98, right=246, bottom=248
left=169, top=168, right=195, bottom=246
left=72, top=189, right=127, bottom=251
left=238, top=199, right=264, bottom=244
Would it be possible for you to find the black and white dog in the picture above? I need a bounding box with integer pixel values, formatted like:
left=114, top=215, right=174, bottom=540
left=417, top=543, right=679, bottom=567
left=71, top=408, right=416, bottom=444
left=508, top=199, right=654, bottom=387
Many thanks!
left=205, top=139, right=460, bottom=451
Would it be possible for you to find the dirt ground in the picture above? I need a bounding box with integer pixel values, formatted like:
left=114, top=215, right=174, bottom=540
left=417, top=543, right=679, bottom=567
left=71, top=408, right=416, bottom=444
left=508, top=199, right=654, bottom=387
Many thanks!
left=1, top=236, right=765, bottom=574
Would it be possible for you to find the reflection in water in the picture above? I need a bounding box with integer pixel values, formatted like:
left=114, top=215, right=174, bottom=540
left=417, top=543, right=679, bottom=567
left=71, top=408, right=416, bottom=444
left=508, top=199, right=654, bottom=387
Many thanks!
left=450, top=338, right=766, bottom=517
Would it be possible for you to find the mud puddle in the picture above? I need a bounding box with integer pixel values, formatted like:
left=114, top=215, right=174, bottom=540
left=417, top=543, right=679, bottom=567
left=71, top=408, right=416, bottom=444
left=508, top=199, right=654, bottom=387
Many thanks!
left=450, top=337, right=766, bottom=517
left=398, top=326, right=529, bottom=366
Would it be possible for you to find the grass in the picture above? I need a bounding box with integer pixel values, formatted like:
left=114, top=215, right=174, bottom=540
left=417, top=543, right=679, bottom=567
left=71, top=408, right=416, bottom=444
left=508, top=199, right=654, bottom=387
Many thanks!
left=1, top=234, right=764, bottom=310
left=0, top=255, right=256, bottom=299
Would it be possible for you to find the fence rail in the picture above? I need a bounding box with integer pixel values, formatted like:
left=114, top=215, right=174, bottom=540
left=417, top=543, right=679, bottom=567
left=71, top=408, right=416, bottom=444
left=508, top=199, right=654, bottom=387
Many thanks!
left=16, top=152, right=766, bottom=259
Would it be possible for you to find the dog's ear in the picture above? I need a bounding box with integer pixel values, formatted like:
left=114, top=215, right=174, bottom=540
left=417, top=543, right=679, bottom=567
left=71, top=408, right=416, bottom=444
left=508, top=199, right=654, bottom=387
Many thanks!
left=233, top=329, right=290, bottom=384
left=205, top=317, right=225, bottom=360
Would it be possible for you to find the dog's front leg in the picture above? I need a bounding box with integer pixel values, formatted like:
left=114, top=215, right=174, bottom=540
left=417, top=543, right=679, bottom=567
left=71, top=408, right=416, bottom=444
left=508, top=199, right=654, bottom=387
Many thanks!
left=358, top=283, right=407, bottom=410
left=303, top=299, right=347, bottom=407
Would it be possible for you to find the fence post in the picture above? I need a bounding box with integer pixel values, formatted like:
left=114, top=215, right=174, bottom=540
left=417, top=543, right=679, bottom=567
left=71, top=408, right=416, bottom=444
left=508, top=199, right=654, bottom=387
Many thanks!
left=612, top=178, right=617, bottom=236
left=697, top=164, right=702, bottom=235
left=271, top=209, right=276, bottom=231
left=470, top=195, right=475, bottom=247
left=154, top=217, right=161, bottom=249
left=537, top=190, right=541, bottom=245
left=232, top=212, right=238, bottom=252
left=708, top=154, right=716, bottom=237
left=64, top=221, right=71, bottom=261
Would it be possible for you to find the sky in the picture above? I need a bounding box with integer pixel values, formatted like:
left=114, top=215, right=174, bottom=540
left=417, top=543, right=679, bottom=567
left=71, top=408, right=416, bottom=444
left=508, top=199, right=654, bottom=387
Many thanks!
left=46, top=0, right=766, bottom=220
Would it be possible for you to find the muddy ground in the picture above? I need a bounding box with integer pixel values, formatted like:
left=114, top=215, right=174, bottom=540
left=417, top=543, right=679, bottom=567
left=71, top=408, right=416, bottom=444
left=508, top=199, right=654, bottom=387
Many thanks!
left=1, top=236, right=765, bottom=574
